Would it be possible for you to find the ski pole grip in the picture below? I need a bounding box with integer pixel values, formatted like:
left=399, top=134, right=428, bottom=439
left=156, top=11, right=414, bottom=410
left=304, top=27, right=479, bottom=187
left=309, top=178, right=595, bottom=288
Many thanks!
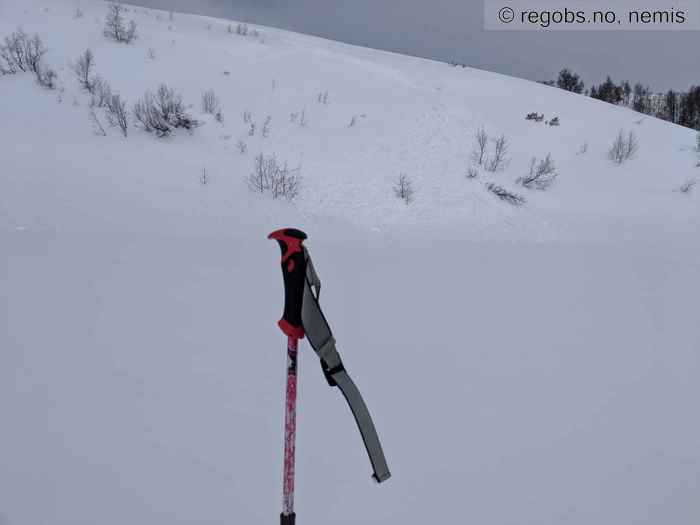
left=268, top=228, right=308, bottom=339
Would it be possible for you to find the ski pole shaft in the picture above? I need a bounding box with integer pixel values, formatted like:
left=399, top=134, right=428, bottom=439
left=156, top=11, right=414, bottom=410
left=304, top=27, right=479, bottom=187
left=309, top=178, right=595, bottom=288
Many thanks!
left=281, top=336, right=299, bottom=525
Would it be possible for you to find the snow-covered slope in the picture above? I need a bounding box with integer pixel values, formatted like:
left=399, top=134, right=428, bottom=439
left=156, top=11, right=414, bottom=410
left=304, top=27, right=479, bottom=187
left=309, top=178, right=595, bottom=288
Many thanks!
left=1, top=1, right=699, bottom=525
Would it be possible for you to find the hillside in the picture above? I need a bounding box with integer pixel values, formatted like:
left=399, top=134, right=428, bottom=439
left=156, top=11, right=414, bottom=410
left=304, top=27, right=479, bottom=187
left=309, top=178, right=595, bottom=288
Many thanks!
left=1, top=1, right=699, bottom=525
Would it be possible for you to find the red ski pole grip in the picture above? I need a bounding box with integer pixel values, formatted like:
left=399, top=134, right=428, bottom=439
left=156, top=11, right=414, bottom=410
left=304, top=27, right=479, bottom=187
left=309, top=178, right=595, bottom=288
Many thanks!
left=268, top=228, right=308, bottom=339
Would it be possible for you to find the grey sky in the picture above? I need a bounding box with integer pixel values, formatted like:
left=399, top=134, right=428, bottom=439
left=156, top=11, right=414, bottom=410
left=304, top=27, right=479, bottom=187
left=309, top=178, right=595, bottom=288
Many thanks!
left=134, top=0, right=698, bottom=91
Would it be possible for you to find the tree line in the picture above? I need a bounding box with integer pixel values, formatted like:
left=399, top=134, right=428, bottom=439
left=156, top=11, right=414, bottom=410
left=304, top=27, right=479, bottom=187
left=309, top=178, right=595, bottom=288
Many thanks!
left=541, top=69, right=700, bottom=131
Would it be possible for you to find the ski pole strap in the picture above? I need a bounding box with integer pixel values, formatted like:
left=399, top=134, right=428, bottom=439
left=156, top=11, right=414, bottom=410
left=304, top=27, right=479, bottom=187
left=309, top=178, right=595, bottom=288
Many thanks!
left=330, top=369, right=392, bottom=483
left=301, top=251, right=391, bottom=483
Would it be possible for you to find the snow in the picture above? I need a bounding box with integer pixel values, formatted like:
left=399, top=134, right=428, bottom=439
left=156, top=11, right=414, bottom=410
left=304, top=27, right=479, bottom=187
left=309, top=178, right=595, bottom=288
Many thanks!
left=1, top=1, right=699, bottom=524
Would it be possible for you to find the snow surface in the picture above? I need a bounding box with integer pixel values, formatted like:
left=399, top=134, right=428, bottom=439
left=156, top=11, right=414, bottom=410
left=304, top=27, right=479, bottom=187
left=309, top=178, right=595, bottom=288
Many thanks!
left=1, top=1, right=699, bottom=524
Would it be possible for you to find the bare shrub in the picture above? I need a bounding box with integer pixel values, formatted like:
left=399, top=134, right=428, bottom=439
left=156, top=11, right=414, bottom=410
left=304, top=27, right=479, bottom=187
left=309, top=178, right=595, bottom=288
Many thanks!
left=0, top=30, right=47, bottom=75
left=262, top=116, right=271, bottom=138
left=89, top=109, right=107, bottom=136
left=236, top=140, right=247, bottom=154
left=348, top=116, right=357, bottom=128
left=548, top=116, right=560, bottom=126
left=34, top=63, right=57, bottom=89
left=317, top=91, right=329, bottom=104
left=579, top=141, right=589, bottom=154
left=485, top=134, right=510, bottom=173
left=242, top=110, right=252, bottom=124
left=679, top=178, right=697, bottom=194
left=215, top=111, right=224, bottom=124
left=201, top=89, right=219, bottom=114
left=90, top=78, right=112, bottom=108
left=393, top=174, right=415, bottom=204
left=466, top=166, right=479, bottom=179
left=72, top=48, right=96, bottom=92
left=74, top=8, right=84, bottom=19
left=696, top=132, right=700, bottom=152
left=147, top=47, right=155, bottom=59
left=104, top=3, right=137, bottom=44
left=525, top=112, right=544, bottom=122
left=236, top=23, right=249, bottom=36
left=471, top=126, right=488, bottom=166
left=290, top=109, right=308, bottom=127
left=517, top=154, right=558, bottom=190
left=608, top=130, right=639, bottom=165
left=248, top=122, right=256, bottom=136
left=133, top=84, right=198, bottom=137
left=485, top=183, right=526, bottom=206
left=248, top=154, right=302, bottom=201
left=105, top=93, right=128, bottom=137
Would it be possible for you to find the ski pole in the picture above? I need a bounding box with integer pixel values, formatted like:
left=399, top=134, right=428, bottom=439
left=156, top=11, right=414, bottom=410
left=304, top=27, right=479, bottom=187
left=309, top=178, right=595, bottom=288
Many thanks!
left=269, top=227, right=390, bottom=525
left=268, top=228, right=308, bottom=525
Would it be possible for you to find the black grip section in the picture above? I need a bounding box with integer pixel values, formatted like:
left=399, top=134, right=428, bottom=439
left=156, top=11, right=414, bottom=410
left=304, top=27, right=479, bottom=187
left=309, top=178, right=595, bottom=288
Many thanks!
left=268, top=228, right=308, bottom=338
left=280, top=513, right=296, bottom=525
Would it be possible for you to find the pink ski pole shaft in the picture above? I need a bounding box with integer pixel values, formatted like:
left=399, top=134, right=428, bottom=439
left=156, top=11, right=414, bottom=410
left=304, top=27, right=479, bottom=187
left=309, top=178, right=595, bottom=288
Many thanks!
left=281, top=336, right=299, bottom=525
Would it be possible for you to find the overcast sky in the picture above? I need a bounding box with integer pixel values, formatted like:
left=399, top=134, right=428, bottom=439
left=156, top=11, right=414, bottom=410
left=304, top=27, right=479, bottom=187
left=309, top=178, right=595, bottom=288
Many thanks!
left=133, top=0, right=698, bottom=91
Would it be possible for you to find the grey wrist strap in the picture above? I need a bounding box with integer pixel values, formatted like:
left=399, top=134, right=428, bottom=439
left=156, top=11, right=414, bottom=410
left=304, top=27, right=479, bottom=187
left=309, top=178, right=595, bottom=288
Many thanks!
left=300, top=253, right=391, bottom=483
left=331, top=368, right=391, bottom=482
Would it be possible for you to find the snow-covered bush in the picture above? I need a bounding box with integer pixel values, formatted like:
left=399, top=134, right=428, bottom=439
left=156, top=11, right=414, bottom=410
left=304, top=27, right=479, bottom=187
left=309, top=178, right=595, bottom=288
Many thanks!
left=485, top=183, right=526, bottom=205
left=525, top=112, right=544, bottom=122
left=262, top=116, right=271, bottom=138
left=317, top=91, right=329, bottom=104
left=548, top=116, right=560, bottom=126
left=236, top=140, right=247, bottom=154
left=72, top=49, right=96, bottom=92
left=393, top=174, right=415, bottom=204
left=466, top=166, right=479, bottom=179
left=0, top=30, right=46, bottom=75
left=133, top=84, right=198, bottom=137
left=608, top=130, right=638, bottom=165
left=471, top=126, right=488, bottom=166
left=104, top=3, right=137, bottom=44
left=485, top=134, right=510, bottom=173
left=517, top=154, right=558, bottom=190
left=290, top=110, right=308, bottom=127
left=679, top=178, right=697, bottom=194
left=248, top=154, right=302, bottom=201
left=105, top=93, right=128, bottom=137
left=74, top=8, right=84, bottom=19
left=89, top=109, right=107, bottom=136
left=34, top=63, right=57, bottom=89
left=471, top=128, right=510, bottom=173
left=90, top=78, right=112, bottom=108
left=201, top=89, right=219, bottom=114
